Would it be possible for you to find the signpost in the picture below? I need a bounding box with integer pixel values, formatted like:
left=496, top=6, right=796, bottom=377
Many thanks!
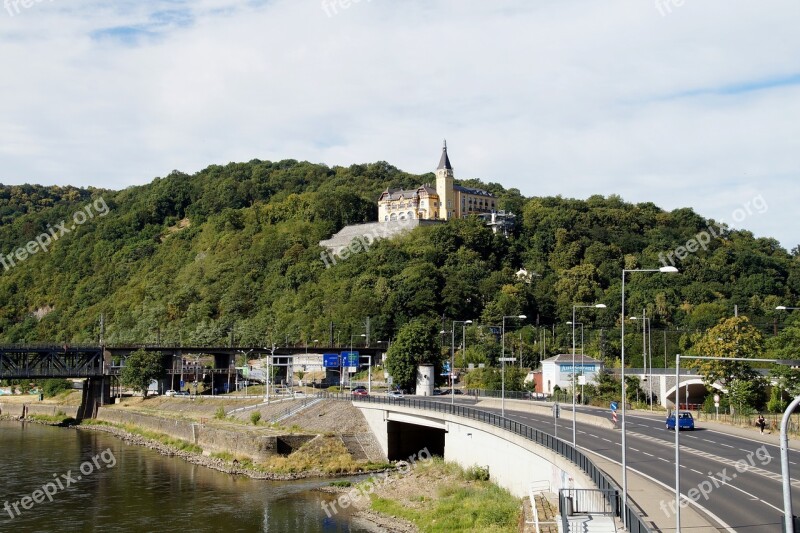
left=553, top=403, right=560, bottom=439
left=611, top=401, right=618, bottom=427
left=323, top=353, right=340, bottom=368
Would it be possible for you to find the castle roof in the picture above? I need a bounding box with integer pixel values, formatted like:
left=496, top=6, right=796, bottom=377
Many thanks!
left=437, top=140, right=453, bottom=170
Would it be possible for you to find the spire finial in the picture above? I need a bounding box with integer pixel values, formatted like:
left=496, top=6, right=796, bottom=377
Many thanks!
left=437, top=139, right=453, bottom=171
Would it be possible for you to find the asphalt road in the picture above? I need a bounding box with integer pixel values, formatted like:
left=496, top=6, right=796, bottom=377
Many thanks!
left=420, top=396, right=799, bottom=532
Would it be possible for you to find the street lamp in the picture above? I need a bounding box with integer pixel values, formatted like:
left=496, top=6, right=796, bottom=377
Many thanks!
left=451, top=320, right=473, bottom=404
left=501, top=315, right=526, bottom=416
left=630, top=314, right=654, bottom=411
left=620, top=266, right=677, bottom=526
left=776, top=306, right=800, bottom=311
left=570, top=304, right=606, bottom=447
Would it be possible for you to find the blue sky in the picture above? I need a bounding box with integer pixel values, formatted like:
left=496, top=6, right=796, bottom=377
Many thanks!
left=1, top=0, right=798, bottom=250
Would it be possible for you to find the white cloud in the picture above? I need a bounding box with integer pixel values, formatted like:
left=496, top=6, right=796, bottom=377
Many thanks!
left=0, top=0, right=798, bottom=248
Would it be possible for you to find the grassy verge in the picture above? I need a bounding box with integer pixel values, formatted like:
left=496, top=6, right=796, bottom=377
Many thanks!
left=262, top=436, right=390, bottom=474
left=367, top=458, right=520, bottom=532
left=80, top=419, right=203, bottom=453
left=27, top=412, right=76, bottom=425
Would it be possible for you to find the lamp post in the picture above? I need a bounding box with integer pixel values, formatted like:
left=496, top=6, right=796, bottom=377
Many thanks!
left=631, top=314, right=654, bottom=411
left=501, top=315, right=526, bottom=417
left=451, top=320, right=473, bottom=404
left=621, top=267, right=678, bottom=527
left=570, top=304, right=606, bottom=448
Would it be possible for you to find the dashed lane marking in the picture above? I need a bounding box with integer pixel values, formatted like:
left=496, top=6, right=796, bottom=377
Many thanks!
left=627, top=429, right=800, bottom=487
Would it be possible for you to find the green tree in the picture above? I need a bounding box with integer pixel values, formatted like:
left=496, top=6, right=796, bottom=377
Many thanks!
left=40, top=379, right=72, bottom=398
left=385, top=318, right=439, bottom=391
left=120, top=349, right=166, bottom=397
left=689, top=316, right=764, bottom=388
left=728, top=379, right=758, bottom=415
left=767, top=386, right=788, bottom=414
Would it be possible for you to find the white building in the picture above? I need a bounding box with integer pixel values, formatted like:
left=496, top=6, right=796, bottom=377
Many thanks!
left=540, top=354, right=604, bottom=394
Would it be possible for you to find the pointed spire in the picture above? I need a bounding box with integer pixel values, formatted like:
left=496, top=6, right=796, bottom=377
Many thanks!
left=437, top=139, right=453, bottom=171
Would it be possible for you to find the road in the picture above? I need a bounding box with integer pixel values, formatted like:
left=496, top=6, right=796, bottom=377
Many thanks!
left=424, top=396, right=800, bottom=532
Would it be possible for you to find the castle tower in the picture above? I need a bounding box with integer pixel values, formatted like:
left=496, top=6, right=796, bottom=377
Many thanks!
left=435, top=140, right=455, bottom=220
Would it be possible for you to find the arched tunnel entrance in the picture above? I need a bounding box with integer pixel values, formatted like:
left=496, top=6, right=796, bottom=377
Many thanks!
left=667, top=379, right=723, bottom=409
left=387, top=421, right=445, bottom=461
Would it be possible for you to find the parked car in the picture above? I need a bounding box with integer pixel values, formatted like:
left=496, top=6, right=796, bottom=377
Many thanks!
left=164, top=390, right=176, bottom=397
left=387, top=389, right=404, bottom=399
left=351, top=386, right=368, bottom=397
left=666, top=411, right=695, bottom=430
left=432, top=389, right=444, bottom=396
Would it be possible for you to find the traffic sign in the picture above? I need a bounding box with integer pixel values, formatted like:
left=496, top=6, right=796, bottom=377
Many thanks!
left=341, top=351, right=359, bottom=367
left=610, top=401, right=618, bottom=412
left=498, top=357, right=517, bottom=363
left=323, top=353, right=340, bottom=368
left=180, top=380, right=185, bottom=388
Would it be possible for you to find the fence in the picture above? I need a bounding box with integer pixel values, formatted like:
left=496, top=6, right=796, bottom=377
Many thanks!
left=559, top=488, right=618, bottom=517
left=320, top=392, right=653, bottom=533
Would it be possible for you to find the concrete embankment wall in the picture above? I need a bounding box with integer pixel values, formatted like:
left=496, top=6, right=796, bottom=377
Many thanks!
left=358, top=404, right=597, bottom=499
left=0, top=402, right=80, bottom=419
left=95, top=408, right=312, bottom=461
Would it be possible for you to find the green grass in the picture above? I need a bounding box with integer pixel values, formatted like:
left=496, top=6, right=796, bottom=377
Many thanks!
left=369, top=458, right=520, bottom=532
left=80, top=419, right=203, bottom=454
left=27, top=412, right=76, bottom=425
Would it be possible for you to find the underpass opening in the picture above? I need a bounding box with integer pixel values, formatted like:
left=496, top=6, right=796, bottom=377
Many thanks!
left=387, top=421, right=444, bottom=461
left=666, top=379, right=721, bottom=410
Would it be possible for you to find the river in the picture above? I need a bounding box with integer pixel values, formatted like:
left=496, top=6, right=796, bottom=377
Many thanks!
left=0, top=421, right=377, bottom=532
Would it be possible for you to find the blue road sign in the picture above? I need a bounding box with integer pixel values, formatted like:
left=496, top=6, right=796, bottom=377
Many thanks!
left=610, top=401, right=618, bottom=412
left=340, top=351, right=359, bottom=367
left=323, top=353, right=340, bottom=368
left=180, top=380, right=185, bottom=388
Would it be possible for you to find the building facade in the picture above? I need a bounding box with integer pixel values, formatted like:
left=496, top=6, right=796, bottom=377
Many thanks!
left=540, top=354, right=605, bottom=394
left=377, top=141, right=498, bottom=222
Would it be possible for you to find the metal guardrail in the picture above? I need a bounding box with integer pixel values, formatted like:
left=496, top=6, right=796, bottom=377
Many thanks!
left=559, top=488, right=618, bottom=517
left=320, top=393, right=653, bottom=533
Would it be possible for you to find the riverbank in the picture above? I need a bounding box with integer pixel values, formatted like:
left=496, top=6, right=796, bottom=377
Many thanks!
left=318, top=458, right=524, bottom=533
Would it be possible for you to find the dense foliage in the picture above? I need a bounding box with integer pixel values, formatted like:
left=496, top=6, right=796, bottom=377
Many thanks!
left=0, top=158, right=799, bottom=380
left=119, top=349, right=167, bottom=396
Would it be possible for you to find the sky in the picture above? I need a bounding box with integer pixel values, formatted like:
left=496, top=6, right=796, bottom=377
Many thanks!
left=1, top=0, right=798, bottom=250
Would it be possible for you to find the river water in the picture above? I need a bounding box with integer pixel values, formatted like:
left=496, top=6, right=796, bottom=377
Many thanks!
left=0, top=421, right=375, bottom=532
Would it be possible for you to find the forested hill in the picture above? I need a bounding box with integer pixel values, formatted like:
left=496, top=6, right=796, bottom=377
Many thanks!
left=0, top=159, right=798, bottom=364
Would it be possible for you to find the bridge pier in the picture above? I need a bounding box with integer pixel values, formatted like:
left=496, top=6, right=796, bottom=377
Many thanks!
left=76, top=376, right=112, bottom=420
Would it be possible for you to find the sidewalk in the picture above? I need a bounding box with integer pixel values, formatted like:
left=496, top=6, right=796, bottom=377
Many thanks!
left=487, top=400, right=723, bottom=531
left=583, top=448, right=721, bottom=532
